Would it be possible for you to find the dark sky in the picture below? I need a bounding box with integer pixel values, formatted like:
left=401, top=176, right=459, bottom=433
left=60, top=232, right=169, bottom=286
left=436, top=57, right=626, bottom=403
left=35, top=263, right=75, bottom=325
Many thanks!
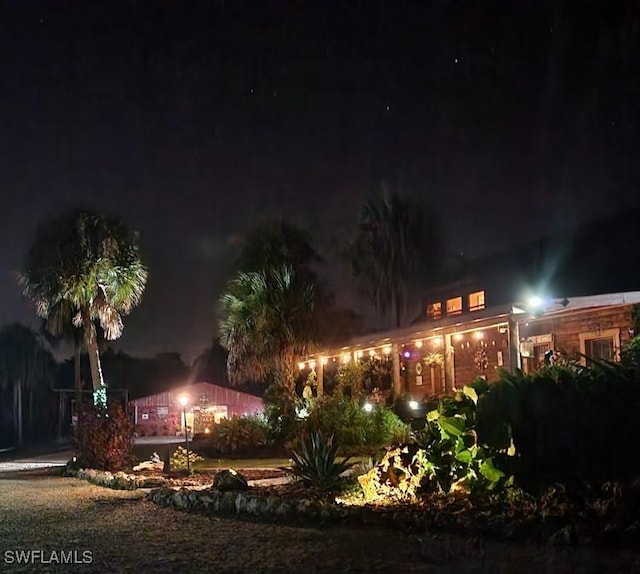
left=1, top=1, right=639, bottom=361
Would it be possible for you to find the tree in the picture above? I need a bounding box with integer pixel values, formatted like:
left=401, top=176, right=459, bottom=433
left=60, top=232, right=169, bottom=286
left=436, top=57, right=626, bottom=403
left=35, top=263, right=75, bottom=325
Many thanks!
left=350, top=188, right=440, bottom=328
left=233, top=218, right=321, bottom=280
left=19, top=210, right=148, bottom=406
left=0, top=324, right=55, bottom=446
left=218, top=265, right=316, bottom=399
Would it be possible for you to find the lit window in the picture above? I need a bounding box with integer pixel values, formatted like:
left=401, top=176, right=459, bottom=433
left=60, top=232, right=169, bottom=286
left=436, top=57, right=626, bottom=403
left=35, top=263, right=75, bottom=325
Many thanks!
left=468, top=290, right=485, bottom=311
left=446, top=296, right=463, bottom=315
left=426, top=302, right=442, bottom=320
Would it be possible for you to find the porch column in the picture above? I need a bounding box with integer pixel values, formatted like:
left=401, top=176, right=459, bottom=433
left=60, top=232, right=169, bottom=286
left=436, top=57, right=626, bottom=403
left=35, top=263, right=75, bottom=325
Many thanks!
left=392, top=343, right=402, bottom=397
left=507, top=317, right=521, bottom=372
left=444, top=334, right=455, bottom=393
left=316, top=359, right=324, bottom=396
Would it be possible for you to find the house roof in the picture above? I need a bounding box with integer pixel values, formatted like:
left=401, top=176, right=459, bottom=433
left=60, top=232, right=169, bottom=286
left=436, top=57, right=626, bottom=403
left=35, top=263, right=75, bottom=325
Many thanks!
left=129, top=381, right=263, bottom=408
left=306, top=291, right=640, bottom=359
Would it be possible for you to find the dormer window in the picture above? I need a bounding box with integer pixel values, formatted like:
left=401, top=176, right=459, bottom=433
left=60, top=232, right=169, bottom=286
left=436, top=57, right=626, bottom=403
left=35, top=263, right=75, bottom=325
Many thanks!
left=446, top=296, right=463, bottom=316
left=426, top=302, right=442, bottom=320
left=469, top=290, right=485, bottom=311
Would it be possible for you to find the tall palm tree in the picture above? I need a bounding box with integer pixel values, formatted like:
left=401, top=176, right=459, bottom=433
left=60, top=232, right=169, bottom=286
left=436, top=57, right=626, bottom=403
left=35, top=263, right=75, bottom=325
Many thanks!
left=218, top=265, right=317, bottom=397
left=351, top=188, right=439, bottom=328
left=234, top=218, right=321, bottom=282
left=19, top=210, right=148, bottom=406
left=0, top=324, right=55, bottom=446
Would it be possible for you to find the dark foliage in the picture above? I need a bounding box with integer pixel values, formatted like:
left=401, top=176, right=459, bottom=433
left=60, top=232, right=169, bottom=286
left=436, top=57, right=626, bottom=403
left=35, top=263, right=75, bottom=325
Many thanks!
left=478, top=359, right=640, bottom=491
left=73, top=401, right=135, bottom=471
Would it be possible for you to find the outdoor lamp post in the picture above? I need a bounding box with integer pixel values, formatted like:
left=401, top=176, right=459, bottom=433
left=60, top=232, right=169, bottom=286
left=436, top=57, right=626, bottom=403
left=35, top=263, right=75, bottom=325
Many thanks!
left=178, top=395, right=191, bottom=474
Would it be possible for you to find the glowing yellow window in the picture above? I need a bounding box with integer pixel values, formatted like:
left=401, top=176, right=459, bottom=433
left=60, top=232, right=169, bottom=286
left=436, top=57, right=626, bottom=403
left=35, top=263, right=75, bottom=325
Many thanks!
left=468, top=290, right=485, bottom=311
left=426, top=302, right=442, bottom=320
left=446, top=296, right=463, bottom=315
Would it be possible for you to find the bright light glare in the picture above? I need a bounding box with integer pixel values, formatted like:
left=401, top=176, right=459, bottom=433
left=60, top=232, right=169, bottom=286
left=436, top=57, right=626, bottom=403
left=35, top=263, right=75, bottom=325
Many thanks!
left=298, top=362, right=306, bottom=370
left=179, top=395, right=188, bottom=407
left=528, top=295, right=543, bottom=308
left=363, top=402, right=373, bottom=413
left=409, top=400, right=419, bottom=410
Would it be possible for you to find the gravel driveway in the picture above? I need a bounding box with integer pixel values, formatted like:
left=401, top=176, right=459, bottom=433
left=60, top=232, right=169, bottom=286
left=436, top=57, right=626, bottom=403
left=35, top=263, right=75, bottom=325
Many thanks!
left=1, top=470, right=639, bottom=573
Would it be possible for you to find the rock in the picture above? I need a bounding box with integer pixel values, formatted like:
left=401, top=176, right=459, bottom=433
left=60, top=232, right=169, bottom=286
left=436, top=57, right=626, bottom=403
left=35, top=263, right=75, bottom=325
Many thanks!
left=212, top=469, right=249, bottom=491
left=274, top=502, right=292, bottom=517
left=133, top=459, right=164, bottom=472
left=548, top=524, right=577, bottom=546
left=139, top=476, right=167, bottom=488
left=220, top=492, right=237, bottom=512
left=295, top=499, right=312, bottom=514
left=235, top=493, right=247, bottom=513
left=246, top=496, right=259, bottom=515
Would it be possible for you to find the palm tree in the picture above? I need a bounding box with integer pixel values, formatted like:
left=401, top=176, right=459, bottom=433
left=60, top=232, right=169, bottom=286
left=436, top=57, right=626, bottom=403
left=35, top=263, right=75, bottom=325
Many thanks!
left=19, top=210, right=148, bottom=406
left=218, top=265, right=317, bottom=398
left=0, top=324, right=55, bottom=446
left=351, top=188, right=439, bottom=328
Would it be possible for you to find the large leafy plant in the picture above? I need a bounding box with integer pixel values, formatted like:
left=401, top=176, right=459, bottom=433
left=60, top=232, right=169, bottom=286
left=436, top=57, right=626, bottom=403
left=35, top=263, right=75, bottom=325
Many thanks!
left=414, top=381, right=508, bottom=494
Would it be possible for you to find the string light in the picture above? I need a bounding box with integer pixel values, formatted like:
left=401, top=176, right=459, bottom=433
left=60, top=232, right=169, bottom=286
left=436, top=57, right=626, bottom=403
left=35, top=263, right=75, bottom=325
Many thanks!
left=298, top=362, right=305, bottom=370
left=415, top=340, right=423, bottom=348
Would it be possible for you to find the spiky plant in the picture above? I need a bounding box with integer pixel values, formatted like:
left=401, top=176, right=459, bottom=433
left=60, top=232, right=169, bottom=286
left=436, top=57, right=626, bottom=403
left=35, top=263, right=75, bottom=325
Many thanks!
left=287, top=431, right=355, bottom=492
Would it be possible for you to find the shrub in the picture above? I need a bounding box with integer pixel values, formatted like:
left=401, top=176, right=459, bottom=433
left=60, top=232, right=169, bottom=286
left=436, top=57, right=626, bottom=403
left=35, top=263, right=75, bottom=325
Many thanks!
left=286, top=430, right=354, bottom=492
left=72, top=401, right=135, bottom=471
left=301, top=394, right=410, bottom=456
left=479, top=361, right=640, bottom=490
left=170, top=445, right=203, bottom=472
left=206, top=416, right=268, bottom=456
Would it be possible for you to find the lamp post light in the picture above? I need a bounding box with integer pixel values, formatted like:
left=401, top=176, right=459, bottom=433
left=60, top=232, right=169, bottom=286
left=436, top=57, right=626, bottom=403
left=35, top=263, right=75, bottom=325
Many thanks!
left=178, top=395, right=191, bottom=474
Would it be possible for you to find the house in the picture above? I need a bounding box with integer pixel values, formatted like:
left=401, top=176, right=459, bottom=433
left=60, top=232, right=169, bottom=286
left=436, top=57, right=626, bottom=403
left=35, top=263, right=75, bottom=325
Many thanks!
left=302, top=290, right=640, bottom=401
left=303, top=212, right=640, bottom=399
left=129, top=382, right=264, bottom=436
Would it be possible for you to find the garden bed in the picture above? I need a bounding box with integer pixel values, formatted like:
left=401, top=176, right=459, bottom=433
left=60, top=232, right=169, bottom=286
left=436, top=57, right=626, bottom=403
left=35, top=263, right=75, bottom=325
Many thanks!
left=69, top=467, right=287, bottom=490
left=146, top=478, right=640, bottom=550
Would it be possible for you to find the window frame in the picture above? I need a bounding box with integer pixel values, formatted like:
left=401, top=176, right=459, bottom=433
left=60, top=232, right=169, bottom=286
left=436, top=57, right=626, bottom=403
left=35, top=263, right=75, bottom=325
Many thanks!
left=468, top=290, right=486, bottom=312
left=578, top=328, right=620, bottom=365
left=426, top=301, right=442, bottom=320
left=446, top=296, right=463, bottom=316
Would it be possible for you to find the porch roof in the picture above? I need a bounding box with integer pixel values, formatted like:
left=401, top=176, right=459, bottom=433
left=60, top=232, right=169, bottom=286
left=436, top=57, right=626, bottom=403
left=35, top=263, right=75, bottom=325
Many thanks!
left=306, top=290, right=640, bottom=359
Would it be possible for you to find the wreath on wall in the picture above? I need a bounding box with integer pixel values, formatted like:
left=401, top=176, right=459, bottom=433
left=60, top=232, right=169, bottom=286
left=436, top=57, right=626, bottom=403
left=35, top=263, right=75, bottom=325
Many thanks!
left=474, top=349, right=489, bottom=373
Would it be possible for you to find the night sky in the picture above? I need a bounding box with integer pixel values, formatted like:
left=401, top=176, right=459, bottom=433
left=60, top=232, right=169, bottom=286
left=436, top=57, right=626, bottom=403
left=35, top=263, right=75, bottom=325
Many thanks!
left=1, top=1, right=639, bottom=361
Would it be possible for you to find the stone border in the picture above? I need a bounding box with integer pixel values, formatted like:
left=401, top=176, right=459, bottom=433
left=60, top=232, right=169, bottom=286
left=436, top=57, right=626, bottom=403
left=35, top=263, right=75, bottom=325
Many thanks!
left=70, top=468, right=168, bottom=490
left=146, top=486, right=426, bottom=530
left=150, top=486, right=354, bottom=521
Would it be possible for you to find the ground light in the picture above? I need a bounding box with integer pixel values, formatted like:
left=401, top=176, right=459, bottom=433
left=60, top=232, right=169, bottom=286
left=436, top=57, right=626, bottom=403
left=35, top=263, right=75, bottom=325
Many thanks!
left=363, top=402, right=373, bottom=413
left=408, top=400, right=419, bottom=410
left=178, top=394, right=191, bottom=474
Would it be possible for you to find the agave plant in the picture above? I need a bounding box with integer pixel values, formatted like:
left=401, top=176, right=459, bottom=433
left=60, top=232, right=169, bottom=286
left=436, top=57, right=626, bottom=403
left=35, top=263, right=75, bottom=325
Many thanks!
left=287, top=431, right=355, bottom=492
